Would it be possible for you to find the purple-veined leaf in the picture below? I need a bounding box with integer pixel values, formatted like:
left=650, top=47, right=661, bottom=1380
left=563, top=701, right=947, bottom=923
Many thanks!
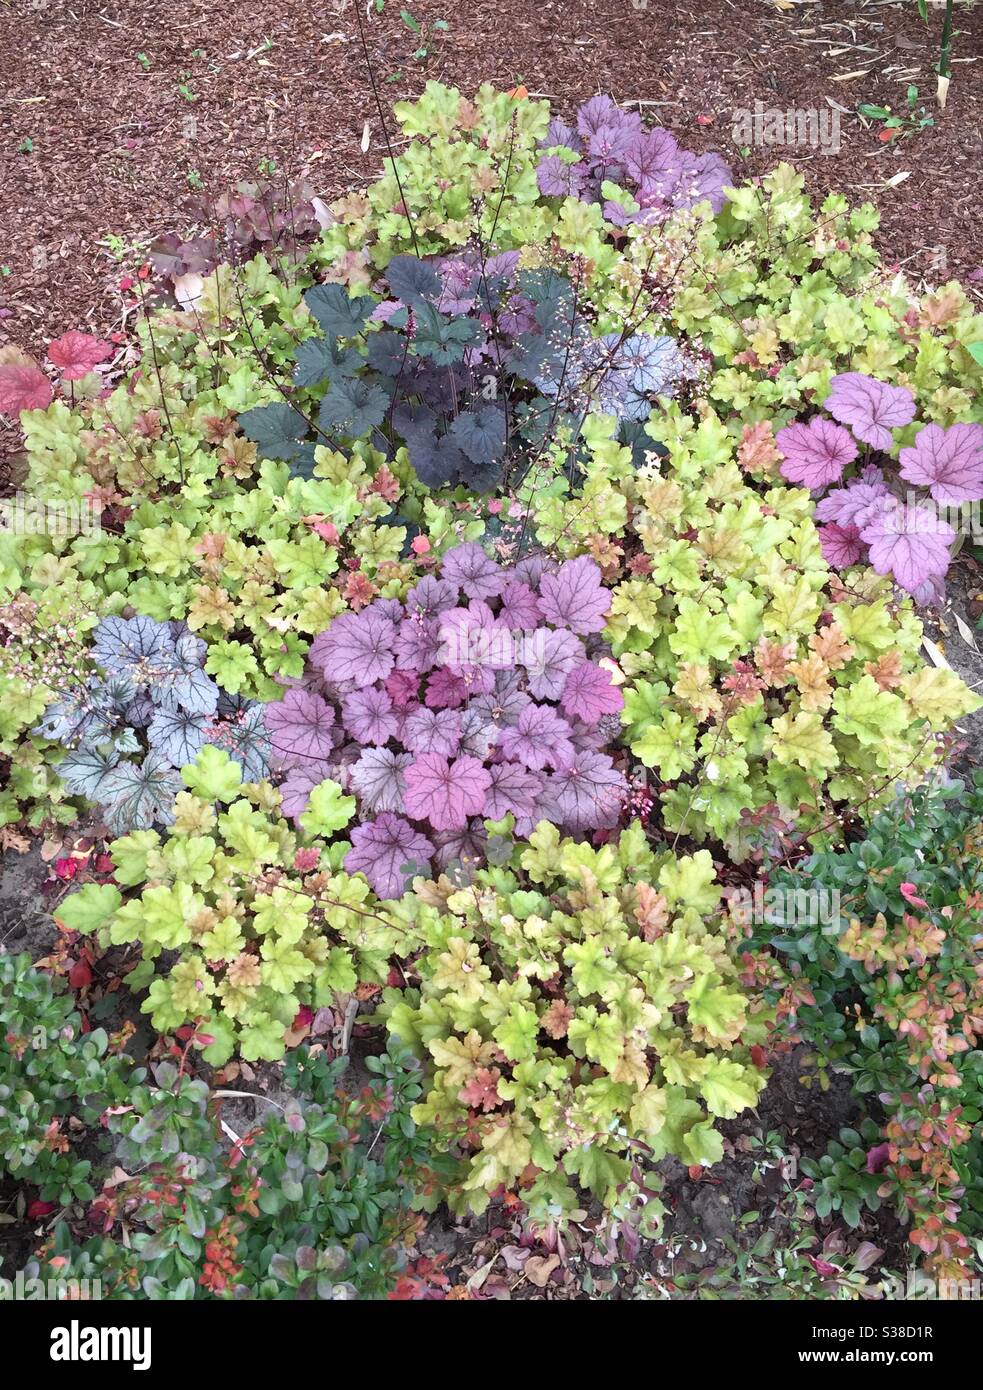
left=341, top=686, right=399, bottom=746
left=521, top=627, right=585, bottom=700
left=497, top=580, right=543, bottom=630
left=280, top=760, right=336, bottom=821
left=559, top=662, right=624, bottom=724
left=824, top=373, right=915, bottom=451
left=311, top=608, right=399, bottom=687
left=544, top=751, right=628, bottom=832
left=439, top=542, right=503, bottom=600
left=818, top=523, right=866, bottom=569
left=405, top=574, right=460, bottom=619
left=485, top=761, right=546, bottom=829
left=775, top=416, right=858, bottom=489
left=433, top=822, right=488, bottom=880
left=344, top=813, right=435, bottom=900
left=898, top=422, right=983, bottom=503
left=265, top=688, right=337, bottom=766
left=403, top=753, right=491, bottom=831
left=401, top=707, right=462, bottom=758
left=148, top=707, right=209, bottom=766
left=538, top=555, right=611, bottom=634
left=424, top=667, right=468, bottom=709
left=394, top=614, right=442, bottom=674
left=498, top=704, right=575, bottom=772
left=859, top=501, right=955, bottom=594
left=350, top=747, right=413, bottom=815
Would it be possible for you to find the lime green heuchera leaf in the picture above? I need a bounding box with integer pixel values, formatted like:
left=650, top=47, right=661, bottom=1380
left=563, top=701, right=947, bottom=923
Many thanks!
left=54, top=883, right=123, bottom=937
left=298, top=779, right=356, bottom=838
left=831, top=676, right=907, bottom=747
left=181, top=745, right=243, bottom=804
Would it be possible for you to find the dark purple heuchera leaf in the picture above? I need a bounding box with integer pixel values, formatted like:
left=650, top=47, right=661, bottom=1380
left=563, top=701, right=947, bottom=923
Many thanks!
left=394, top=615, right=442, bottom=673
left=775, top=416, right=858, bottom=489
left=898, top=422, right=983, bottom=503
left=512, top=553, right=557, bottom=588
left=439, top=542, right=503, bottom=599
left=280, top=761, right=337, bottom=820
left=559, top=662, right=624, bottom=724
left=544, top=751, right=628, bottom=831
left=814, top=470, right=891, bottom=529
left=384, top=670, right=420, bottom=709
left=499, top=704, right=575, bottom=772
left=344, top=813, right=435, bottom=900
left=542, top=115, right=582, bottom=151
left=350, top=747, right=412, bottom=815
left=264, top=688, right=336, bottom=766
left=818, top=523, right=866, bottom=569
left=824, top=373, right=915, bottom=451
left=434, top=822, right=489, bottom=879
left=485, top=761, right=546, bottom=829
left=405, top=574, right=460, bottom=619
left=341, top=686, right=399, bottom=746
left=522, top=627, right=586, bottom=700
left=538, top=555, right=610, bottom=634
left=625, top=127, right=679, bottom=185
left=497, top=580, right=543, bottom=630
left=859, top=501, right=955, bottom=594
left=402, top=707, right=462, bottom=757
left=311, top=607, right=399, bottom=687
left=425, top=667, right=468, bottom=709
left=403, top=753, right=491, bottom=831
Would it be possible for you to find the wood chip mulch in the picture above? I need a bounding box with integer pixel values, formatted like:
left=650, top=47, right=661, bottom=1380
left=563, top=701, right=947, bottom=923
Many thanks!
left=1, top=0, right=981, bottom=384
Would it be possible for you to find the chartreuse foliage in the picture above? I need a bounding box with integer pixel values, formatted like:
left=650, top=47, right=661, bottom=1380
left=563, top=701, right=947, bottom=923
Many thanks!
left=62, top=747, right=396, bottom=1065
left=598, top=408, right=981, bottom=853
left=374, top=818, right=768, bottom=1219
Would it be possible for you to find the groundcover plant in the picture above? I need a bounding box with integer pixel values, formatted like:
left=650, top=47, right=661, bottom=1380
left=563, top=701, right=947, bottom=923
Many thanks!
left=1, top=77, right=982, bottom=1304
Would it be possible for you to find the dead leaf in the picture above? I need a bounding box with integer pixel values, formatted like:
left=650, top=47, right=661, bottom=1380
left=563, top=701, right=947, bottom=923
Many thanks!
left=831, top=69, right=871, bottom=82
left=361, top=120, right=371, bottom=153
left=922, top=636, right=951, bottom=670
left=524, top=1254, right=561, bottom=1287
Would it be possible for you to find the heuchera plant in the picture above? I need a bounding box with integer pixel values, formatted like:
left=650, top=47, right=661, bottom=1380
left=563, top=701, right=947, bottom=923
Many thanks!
left=262, top=543, right=629, bottom=898
left=536, top=94, right=732, bottom=223
left=33, top=615, right=271, bottom=833
left=375, top=819, right=768, bottom=1219
left=240, top=253, right=685, bottom=493
left=775, top=371, right=983, bottom=600
left=60, top=746, right=388, bottom=1064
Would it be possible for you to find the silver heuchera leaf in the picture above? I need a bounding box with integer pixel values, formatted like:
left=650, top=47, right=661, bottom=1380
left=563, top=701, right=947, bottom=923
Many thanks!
left=148, top=707, right=210, bottom=767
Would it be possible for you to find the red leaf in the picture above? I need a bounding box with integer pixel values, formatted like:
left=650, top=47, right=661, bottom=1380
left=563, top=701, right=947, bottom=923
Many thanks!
left=0, top=360, right=53, bottom=414
left=27, top=1200, right=57, bottom=1219
left=47, top=330, right=113, bottom=381
left=68, top=957, right=93, bottom=990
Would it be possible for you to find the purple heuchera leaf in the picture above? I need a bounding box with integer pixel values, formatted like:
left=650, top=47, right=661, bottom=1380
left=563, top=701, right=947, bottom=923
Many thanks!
left=860, top=501, right=955, bottom=594
left=280, top=760, right=336, bottom=820
left=438, top=600, right=510, bottom=674
left=458, top=707, right=499, bottom=760
left=776, top=416, right=858, bottom=489
left=394, top=614, right=442, bottom=673
left=341, top=686, right=399, bottom=745
left=471, top=670, right=532, bottom=728
left=537, top=156, right=588, bottom=199
left=402, top=707, right=462, bottom=757
left=538, top=555, right=611, bottom=634
left=405, top=574, right=460, bottom=619
left=544, top=750, right=628, bottom=831
left=818, top=523, right=866, bottom=570
left=814, top=470, right=892, bottom=529
left=497, top=580, right=543, bottom=630
left=433, top=822, right=488, bottom=878
left=344, top=813, right=435, bottom=900
left=264, top=688, right=336, bottom=766
left=485, top=761, right=546, bottom=831
left=311, top=608, right=398, bottom=687
left=350, top=747, right=412, bottom=815
left=439, top=542, right=503, bottom=599
left=499, top=704, right=575, bottom=772
left=425, top=667, right=468, bottom=709
left=559, top=662, right=624, bottom=724
left=521, top=626, right=586, bottom=701
left=898, top=422, right=983, bottom=503
left=403, top=753, right=491, bottom=832
left=824, top=373, right=915, bottom=451
left=384, top=669, right=420, bottom=709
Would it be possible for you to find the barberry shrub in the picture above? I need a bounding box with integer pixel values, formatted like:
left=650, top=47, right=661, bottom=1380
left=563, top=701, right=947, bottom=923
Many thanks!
left=0, top=953, right=131, bottom=1203
left=22, top=1047, right=446, bottom=1300
left=375, top=818, right=768, bottom=1218
left=750, top=773, right=983, bottom=1283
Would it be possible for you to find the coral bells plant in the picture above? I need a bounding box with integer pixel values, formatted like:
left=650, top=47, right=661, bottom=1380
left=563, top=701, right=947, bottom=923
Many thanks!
left=774, top=371, right=983, bottom=600
left=263, top=543, right=629, bottom=898
left=375, top=820, right=768, bottom=1218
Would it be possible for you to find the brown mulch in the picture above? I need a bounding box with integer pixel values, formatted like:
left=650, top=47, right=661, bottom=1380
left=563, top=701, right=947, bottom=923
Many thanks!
left=0, top=0, right=981, bottom=378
